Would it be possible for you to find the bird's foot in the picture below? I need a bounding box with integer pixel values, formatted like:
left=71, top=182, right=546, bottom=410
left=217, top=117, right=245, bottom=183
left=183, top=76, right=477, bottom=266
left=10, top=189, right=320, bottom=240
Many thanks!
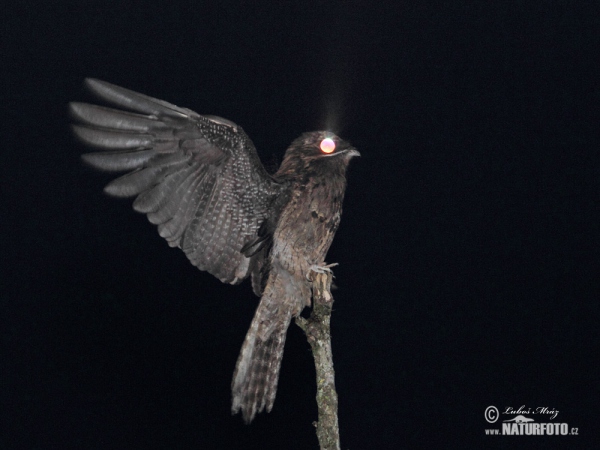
left=307, top=262, right=338, bottom=280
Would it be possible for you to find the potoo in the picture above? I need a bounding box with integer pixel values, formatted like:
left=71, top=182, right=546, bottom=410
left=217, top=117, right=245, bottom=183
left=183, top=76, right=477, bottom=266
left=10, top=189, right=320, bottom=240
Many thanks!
left=71, top=79, right=359, bottom=423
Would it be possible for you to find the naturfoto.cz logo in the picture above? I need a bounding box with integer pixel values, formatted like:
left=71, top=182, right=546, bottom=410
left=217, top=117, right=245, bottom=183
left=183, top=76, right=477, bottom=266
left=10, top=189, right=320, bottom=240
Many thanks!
left=484, top=405, right=579, bottom=436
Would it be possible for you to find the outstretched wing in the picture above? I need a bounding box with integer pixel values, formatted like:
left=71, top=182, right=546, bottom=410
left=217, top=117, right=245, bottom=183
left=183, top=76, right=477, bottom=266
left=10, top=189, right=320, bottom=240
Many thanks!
left=71, top=79, right=282, bottom=284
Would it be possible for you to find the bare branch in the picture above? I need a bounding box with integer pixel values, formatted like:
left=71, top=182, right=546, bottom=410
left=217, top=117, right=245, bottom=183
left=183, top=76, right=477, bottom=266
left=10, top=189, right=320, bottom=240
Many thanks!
left=296, top=271, right=341, bottom=450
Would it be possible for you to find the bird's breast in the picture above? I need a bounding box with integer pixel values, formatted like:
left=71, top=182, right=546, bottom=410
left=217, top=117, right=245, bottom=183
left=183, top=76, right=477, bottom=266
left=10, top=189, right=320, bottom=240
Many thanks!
left=270, top=178, right=345, bottom=278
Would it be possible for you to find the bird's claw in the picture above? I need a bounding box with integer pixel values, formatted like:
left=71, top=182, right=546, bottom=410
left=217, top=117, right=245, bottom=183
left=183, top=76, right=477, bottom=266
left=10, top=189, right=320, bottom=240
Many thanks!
left=307, top=262, right=339, bottom=280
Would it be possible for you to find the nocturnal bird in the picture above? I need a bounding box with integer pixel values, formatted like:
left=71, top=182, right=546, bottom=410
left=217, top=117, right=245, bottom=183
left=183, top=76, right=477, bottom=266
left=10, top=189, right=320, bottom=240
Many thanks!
left=71, top=79, right=359, bottom=423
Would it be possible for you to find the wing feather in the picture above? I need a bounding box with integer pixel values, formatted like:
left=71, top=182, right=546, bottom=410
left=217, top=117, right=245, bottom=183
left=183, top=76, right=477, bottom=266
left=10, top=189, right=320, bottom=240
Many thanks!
left=133, top=163, right=196, bottom=213
left=73, top=79, right=282, bottom=284
left=70, top=102, right=160, bottom=131
left=81, top=149, right=155, bottom=171
left=74, top=125, right=154, bottom=149
left=83, top=78, right=193, bottom=119
left=157, top=167, right=210, bottom=243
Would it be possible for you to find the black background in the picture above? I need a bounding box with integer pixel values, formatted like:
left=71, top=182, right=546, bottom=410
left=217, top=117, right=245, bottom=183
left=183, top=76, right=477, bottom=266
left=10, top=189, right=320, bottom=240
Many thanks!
left=2, top=1, right=598, bottom=449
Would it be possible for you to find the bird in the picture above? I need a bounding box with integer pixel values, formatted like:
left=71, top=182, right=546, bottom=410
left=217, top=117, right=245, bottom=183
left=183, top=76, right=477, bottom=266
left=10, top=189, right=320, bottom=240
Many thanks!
left=70, top=79, right=359, bottom=423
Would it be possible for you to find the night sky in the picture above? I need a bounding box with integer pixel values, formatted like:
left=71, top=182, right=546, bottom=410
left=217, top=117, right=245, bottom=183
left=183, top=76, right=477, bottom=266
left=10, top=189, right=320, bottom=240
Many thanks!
left=2, top=1, right=599, bottom=449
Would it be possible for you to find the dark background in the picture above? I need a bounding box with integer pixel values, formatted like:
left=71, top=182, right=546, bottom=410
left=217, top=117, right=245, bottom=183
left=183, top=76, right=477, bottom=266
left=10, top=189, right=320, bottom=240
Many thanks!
left=2, top=1, right=598, bottom=449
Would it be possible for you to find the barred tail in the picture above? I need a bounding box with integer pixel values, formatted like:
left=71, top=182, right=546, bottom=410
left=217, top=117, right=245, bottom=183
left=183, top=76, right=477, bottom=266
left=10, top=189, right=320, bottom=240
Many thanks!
left=231, top=307, right=290, bottom=423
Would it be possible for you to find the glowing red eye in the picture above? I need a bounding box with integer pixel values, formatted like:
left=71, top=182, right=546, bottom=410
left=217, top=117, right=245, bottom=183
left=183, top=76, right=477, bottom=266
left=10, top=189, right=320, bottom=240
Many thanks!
left=319, top=138, right=336, bottom=154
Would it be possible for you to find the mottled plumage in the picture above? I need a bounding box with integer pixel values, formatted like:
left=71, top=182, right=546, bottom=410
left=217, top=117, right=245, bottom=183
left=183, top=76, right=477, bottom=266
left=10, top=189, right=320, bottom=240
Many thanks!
left=71, top=79, right=359, bottom=423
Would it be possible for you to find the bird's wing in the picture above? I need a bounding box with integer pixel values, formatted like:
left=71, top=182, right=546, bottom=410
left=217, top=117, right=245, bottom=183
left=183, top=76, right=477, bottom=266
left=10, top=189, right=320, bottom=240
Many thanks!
left=72, top=79, right=282, bottom=284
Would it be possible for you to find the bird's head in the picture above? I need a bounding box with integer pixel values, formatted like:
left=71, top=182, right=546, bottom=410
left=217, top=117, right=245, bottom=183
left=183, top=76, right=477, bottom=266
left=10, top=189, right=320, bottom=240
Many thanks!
left=276, top=131, right=359, bottom=180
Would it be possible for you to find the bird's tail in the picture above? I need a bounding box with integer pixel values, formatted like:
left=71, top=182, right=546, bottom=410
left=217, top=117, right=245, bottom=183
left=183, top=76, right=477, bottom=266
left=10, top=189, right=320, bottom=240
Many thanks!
left=231, top=300, right=292, bottom=423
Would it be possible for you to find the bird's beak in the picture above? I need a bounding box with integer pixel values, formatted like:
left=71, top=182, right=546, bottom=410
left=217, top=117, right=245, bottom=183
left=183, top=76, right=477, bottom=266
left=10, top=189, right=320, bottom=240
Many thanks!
left=323, top=147, right=360, bottom=159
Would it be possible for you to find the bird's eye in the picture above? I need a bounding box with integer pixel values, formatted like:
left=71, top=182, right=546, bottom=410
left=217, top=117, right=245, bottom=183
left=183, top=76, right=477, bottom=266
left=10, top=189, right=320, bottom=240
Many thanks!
left=319, top=138, right=336, bottom=154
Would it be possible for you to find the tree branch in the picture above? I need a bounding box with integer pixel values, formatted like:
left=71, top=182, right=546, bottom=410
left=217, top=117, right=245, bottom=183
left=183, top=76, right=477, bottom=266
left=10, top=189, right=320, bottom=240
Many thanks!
left=296, top=271, right=341, bottom=450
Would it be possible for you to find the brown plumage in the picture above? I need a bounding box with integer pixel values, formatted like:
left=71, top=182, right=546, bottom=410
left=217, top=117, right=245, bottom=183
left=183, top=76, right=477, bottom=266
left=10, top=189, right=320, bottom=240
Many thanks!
left=71, top=79, right=359, bottom=423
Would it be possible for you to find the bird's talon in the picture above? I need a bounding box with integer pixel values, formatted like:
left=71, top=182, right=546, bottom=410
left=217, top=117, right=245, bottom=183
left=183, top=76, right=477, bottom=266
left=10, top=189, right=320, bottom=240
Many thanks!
left=307, top=262, right=339, bottom=279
